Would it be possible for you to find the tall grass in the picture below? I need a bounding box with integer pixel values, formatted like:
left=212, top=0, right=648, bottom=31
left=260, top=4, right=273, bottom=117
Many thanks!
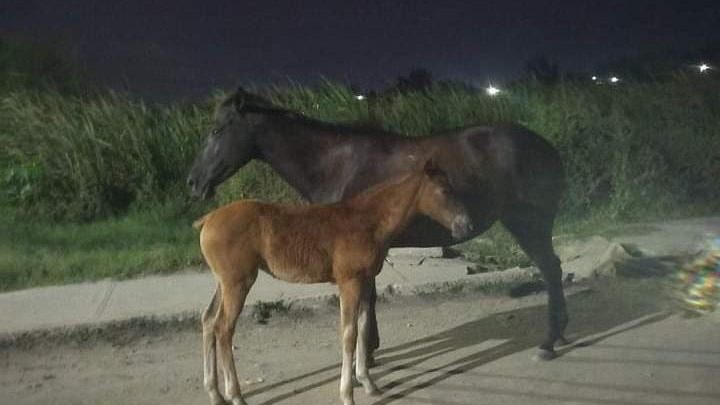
left=4, top=75, right=719, bottom=222
left=1, top=74, right=719, bottom=290
left=1, top=90, right=210, bottom=220
left=523, top=74, right=720, bottom=218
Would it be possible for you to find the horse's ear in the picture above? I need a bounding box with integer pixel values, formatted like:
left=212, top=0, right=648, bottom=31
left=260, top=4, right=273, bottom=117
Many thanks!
left=233, top=87, right=247, bottom=112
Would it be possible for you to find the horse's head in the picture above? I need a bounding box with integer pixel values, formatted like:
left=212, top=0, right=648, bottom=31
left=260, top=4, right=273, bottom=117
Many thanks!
left=187, top=87, right=267, bottom=199
left=417, top=160, right=473, bottom=240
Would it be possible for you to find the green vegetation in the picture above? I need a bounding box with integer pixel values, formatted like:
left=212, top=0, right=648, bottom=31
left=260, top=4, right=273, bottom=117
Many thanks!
left=251, top=299, right=293, bottom=324
left=0, top=205, right=202, bottom=291
left=2, top=39, right=719, bottom=291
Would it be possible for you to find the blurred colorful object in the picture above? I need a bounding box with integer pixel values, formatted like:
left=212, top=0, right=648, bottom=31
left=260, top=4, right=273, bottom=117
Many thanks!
left=677, top=237, right=720, bottom=313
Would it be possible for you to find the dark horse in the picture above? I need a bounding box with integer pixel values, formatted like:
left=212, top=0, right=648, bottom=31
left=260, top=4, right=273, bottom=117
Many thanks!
left=187, top=87, right=568, bottom=360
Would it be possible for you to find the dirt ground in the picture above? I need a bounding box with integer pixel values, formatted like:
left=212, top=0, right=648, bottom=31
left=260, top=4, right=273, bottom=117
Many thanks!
left=1, top=278, right=719, bottom=405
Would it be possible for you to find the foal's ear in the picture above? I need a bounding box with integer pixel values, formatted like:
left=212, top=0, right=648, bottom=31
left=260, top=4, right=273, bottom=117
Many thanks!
left=423, top=159, right=445, bottom=178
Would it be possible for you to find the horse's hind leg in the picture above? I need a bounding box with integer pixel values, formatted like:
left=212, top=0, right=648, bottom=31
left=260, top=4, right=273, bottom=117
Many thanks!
left=202, top=286, right=225, bottom=405
left=215, top=273, right=256, bottom=405
left=501, top=208, right=568, bottom=360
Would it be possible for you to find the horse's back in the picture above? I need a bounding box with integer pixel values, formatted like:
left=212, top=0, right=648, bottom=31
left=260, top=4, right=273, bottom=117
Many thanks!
left=450, top=125, right=564, bottom=205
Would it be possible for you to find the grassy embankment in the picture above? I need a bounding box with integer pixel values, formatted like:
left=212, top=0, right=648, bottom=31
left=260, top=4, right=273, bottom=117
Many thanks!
left=2, top=41, right=719, bottom=290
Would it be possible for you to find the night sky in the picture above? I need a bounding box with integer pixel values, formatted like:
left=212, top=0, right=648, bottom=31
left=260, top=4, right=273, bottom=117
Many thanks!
left=1, top=0, right=719, bottom=100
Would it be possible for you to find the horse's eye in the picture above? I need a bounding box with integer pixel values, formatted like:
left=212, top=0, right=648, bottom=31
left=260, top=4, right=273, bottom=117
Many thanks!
left=211, top=129, right=220, bottom=136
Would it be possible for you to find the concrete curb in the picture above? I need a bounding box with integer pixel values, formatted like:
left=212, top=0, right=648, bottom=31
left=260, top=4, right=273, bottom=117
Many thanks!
left=0, top=268, right=539, bottom=350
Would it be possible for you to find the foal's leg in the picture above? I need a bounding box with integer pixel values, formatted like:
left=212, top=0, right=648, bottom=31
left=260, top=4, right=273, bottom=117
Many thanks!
left=502, top=209, right=568, bottom=360
left=355, top=280, right=381, bottom=396
left=202, top=286, right=223, bottom=405
left=338, top=278, right=362, bottom=405
left=215, top=277, right=255, bottom=405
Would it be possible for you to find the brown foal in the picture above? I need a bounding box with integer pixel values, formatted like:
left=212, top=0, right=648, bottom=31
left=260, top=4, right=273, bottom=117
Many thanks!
left=195, top=161, right=472, bottom=405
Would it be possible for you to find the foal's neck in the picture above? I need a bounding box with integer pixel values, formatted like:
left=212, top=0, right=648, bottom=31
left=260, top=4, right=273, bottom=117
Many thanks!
left=347, top=174, right=425, bottom=243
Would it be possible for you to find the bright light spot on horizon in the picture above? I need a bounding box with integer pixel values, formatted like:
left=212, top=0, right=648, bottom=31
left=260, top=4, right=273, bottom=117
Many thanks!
left=609, top=76, right=620, bottom=83
left=699, top=63, right=711, bottom=73
left=355, top=94, right=366, bottom=100
left=486, top=85, right=501, bottom=96
left=591, top=75, right=598, bottom=81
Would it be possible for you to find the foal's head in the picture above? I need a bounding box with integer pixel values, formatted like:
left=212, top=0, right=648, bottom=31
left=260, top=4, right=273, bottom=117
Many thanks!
left=417, top=161, right=473, bottom=240
left=187, top=87, right=280, bottom=199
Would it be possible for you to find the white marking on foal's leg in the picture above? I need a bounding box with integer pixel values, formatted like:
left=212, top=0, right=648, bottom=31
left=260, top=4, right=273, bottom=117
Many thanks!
left=355, top=299, right=380, bottom=396
left=340, top=322, right=357, bottom=405
left=203, top=330, right=224, bottom=404
left=202, top=290, right=224, bottom=405
left=338, top=281, right=363, bottom=405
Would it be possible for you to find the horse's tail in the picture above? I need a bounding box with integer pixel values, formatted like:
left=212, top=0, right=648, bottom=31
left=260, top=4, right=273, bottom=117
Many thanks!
left=192, top=214, right=209, bottom=230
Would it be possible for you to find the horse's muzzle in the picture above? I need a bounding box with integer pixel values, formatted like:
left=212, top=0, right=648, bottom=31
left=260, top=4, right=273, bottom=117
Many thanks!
left=187, top=175, right=215, bottom=200
left=451, top=216, right=473, bottom=240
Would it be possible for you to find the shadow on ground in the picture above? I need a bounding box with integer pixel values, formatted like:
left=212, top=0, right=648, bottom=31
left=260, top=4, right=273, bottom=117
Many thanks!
left=247, top=278, right=672, bottom=405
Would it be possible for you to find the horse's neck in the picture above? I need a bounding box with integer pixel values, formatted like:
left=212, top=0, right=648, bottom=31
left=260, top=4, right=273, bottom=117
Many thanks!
left=348, top=175, right=424, bottom=242
left=255, top=117, right=364, bottom=203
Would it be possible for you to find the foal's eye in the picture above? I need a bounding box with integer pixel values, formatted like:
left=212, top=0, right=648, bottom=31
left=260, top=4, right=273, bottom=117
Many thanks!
left=211, top=129, right=220, bottom=135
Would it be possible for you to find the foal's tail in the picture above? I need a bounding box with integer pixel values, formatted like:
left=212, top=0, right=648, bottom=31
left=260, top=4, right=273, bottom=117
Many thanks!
left=193, top=214, right=209, bottom=230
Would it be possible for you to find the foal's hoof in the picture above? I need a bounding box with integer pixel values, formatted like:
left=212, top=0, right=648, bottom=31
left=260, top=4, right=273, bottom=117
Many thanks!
left=533, top=349, right=557, bottom=361
left=363, top=382, right=382, bottom=396
left=230, top=397, right=249, bottom=405
left=209, top=394, right=227, bottom=405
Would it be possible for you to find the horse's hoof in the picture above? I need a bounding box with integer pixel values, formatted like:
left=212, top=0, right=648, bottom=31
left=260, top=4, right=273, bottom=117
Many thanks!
left=556, top=336, right=571, bottom=346
left=533, top=349, right=557, bottom=361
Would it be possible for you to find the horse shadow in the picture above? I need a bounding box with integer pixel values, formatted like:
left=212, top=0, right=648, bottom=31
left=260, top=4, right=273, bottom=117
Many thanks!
left=246, top=279, right=675, bottom=405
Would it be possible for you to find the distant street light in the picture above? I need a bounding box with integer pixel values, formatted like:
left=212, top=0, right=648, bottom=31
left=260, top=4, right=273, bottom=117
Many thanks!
left=609, top=76, right=620, bottom=83
left=591, top=75, right=598, bottom=81
left=485, top=85, right=501, bottom=96
left=355, top=94, right=366, bottom=100
left=698, top=63, right=711, bottom=73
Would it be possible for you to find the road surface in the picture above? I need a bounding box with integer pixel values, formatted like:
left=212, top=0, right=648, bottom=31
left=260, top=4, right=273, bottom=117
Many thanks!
left=2, top=278, right=719, bottom=405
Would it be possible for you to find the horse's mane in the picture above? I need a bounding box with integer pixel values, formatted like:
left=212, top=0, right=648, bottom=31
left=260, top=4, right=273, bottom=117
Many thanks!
left=222, top=89, right=391, bottom=136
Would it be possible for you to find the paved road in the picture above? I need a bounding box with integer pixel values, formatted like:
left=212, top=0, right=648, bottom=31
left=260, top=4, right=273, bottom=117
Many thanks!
left=2, top=278, right=718, bottom=405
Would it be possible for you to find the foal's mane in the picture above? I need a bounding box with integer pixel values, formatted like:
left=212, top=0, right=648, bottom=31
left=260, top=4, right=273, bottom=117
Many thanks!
left=346, top=170, right=422, bottom=208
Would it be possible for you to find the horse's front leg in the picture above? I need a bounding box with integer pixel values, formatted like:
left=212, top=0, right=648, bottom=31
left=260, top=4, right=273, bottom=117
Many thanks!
left=366, top=279, right=380, bottom=366
left=355, top=280, right=381, bottom=396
